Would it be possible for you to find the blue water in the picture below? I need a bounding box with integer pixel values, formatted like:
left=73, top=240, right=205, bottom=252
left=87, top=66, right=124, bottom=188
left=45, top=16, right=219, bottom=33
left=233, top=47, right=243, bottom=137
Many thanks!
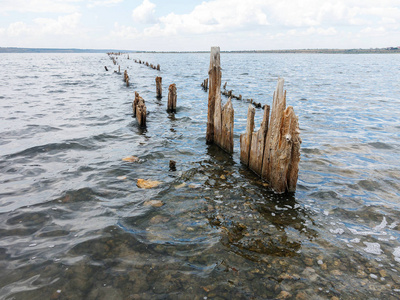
left=0, top=52, right=400, bottom=299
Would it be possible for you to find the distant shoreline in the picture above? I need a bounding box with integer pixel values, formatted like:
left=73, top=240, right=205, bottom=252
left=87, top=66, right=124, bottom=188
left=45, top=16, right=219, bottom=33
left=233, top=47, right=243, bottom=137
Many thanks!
left=1, top=47, right=400, bottom=54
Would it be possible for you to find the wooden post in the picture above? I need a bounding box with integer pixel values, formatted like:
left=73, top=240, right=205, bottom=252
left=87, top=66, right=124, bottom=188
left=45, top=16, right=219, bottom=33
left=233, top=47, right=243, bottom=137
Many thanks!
left=206, top=46, right=221, bottom=144
left=249, top=104, right=270, bottom=175
left=133, top=91, right=139, bottom=117
left=239, top=78, right=301, bottom=193
left=123, top=70, right=128, bottom=82
left=136, top=96, right=146, bottom=127
left=126, top=76, right=129, bottom=87
left=240, top=105, right=255, bottom=166
left=260, top=78, right=301, bottom=193
left=167, top=84, right=177, bottom=112
left=220, top=98, right=234, bottom=154
left=157, top=64, right=160, bottom=71
left=156, top=76, right=162, bottom=98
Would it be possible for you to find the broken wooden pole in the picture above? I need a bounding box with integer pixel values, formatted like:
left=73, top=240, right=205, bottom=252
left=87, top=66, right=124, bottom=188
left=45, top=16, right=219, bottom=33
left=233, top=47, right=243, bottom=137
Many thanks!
left=126, top=75, right=129, bottom=87
left=239, top=78, right=301, bottom=193
left=157, top=64, right=160, bottom=71
left=118, top=65, right=120, bottom=74
left=249, top=104, right=270, bottom=175
left=136, top=96, right=147, bottom=127
left=206, top=46, right=221, bottom=144
left=123, top=70, right=128, bottom=82
left=240, top=105, right=255, bottom=166
left=104, top=66, right=108, bottom=71
left=132, top=91, right=139, bottom=117
left=206, top=47, right=234, bottom=154
left=261, top=79, right=300, bottom=193
left=156, top=76, right=162, bottom=98
left=219, top=98, right=234, bottom=154
left=167, top=84, right=177, bottom=112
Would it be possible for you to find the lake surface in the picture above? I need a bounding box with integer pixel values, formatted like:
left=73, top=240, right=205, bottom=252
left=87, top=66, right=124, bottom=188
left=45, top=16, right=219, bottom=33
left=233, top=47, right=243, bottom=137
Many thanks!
left=0, top=52, right=400, bottom=299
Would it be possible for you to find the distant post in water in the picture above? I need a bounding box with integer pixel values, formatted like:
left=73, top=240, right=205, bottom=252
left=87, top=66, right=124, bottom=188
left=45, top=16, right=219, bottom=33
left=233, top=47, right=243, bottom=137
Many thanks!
left=167, top=84, right=177, bottom=112
left=133, top=92, right=146, bottom=128
left=156, top=76, right=162, bottom=98
left=136, top=97, right=146, bottom=127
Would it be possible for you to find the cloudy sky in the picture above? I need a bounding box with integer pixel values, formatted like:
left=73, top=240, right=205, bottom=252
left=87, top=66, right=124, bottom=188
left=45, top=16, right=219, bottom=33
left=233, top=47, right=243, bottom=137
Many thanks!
left=0, top=0, right=399, bottom=51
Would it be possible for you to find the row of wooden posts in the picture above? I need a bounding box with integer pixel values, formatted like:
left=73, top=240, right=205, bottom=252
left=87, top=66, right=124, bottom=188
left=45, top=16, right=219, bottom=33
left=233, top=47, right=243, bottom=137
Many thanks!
left=134, top=59, right=160, bottom=71
left=108, top=48, right=300, bottom=193
left=206, top=47, right=301, bottom=193
left=202, top=79, right=264, bottom=109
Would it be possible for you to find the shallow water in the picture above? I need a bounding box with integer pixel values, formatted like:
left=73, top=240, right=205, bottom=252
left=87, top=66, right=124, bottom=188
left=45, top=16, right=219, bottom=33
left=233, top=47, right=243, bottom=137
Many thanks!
left=0, top=52, right=400, bottom=299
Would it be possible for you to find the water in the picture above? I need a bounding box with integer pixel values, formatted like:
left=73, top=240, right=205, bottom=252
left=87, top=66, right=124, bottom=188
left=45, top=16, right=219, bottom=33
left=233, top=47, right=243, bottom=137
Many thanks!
left=0, top=52, right=400, bottom=299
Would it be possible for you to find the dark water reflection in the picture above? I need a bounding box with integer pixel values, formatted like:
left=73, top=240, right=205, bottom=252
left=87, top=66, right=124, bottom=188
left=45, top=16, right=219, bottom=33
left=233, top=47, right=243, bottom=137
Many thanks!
left=0, top=53, right=400, bottom=299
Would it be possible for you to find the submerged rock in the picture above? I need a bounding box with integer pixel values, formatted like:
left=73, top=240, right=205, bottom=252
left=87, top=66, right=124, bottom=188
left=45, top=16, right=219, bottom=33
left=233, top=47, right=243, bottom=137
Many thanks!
left=143, top=200, right=164, bottom=207
left=122, top=156, right=139, bottom=162
left=137, top=179, right=161, bottom=189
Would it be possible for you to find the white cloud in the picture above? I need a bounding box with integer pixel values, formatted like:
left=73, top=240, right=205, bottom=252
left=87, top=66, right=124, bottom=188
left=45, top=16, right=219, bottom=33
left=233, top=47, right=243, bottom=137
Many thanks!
left=0, top=0, right=80, bottom=14
left=120, top=0, right=400, bottom=44
left=34, top=13, right=82, bottom=35
left=360, top=26, right=387, bottom=35
left=2, top=13, right=82, bottom=38
left=87, top=0, right=124, bottom=8
left=132, top=0, right=157, bottom=24
left=111, top=22, right=139, bottom=39
left=7, top=22, right=33, bottom=37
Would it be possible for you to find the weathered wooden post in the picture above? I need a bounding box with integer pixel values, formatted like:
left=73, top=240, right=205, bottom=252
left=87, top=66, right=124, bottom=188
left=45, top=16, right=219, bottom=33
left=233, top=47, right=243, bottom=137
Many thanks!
left=261, top=78, right=301, bottom=192
left=156, top=76, right=162, bottom=98
left=132, top=91, right=139, bottom=117
left=123, top=70, right=128, bottom=82
left=206, top=47, right=234, bottom=154
left=167, top=84, right=177, bottom=112
left=118, top=65, right=120, bottom=74
left=206, top=47, right=221, bottom=144
left=126, top=75, right=129, bottom=87
left=249, top=104, right=270, bottom=175
left=219, top=98, right=234, bottom=154
left=239, top=78, right=301, bottom=193
left=201, top=79, right=208, bottom=91
left=157, top=64, right=160, bottom=71
left=240, top=105, right=255, bottom=166
left=136, top=96, right=147, bottom=127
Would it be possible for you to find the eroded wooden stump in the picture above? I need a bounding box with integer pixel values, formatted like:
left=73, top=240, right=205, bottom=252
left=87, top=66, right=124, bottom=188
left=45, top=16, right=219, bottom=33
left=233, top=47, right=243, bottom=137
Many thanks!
left=156, top=76, right=162, bottom=98
left=240, top=78, right=301, bottom=193
left=167, top=84, right=177, bottom=112
left=206, top=47, right=234, bottom=154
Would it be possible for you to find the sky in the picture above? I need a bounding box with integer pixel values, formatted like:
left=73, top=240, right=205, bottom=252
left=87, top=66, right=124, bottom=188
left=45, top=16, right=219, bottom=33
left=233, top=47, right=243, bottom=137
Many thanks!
left=0, top=0, right=399, bottom=51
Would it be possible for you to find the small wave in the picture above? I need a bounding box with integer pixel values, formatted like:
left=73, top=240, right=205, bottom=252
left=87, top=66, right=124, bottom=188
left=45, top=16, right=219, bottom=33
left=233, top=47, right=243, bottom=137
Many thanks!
left=47, top=90, right=67, bottom=94
left=7, top=142, right=94, bottom=159
left=368, top=142, right=393, bottom=150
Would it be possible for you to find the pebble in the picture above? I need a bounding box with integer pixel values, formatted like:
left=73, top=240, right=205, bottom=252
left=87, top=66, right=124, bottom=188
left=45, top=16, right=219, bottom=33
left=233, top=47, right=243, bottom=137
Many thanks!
left=296, top=292, right=308, bottom=300
left=276, top=291, right=291, bottom=299
left=150, top=215, right=170, bottom=224
left=117, top=176, right=127, bottom=180
left=379, top=270, right=387, bottom=277
left=304, top=258, right=313, bottom=266
left=302, top=267, right=318, bottom=282
left=175, top=183, right=186, bottom=189
left=331, top=269, right=342, bottom=276
left=137, top=179, right=161, bottom=189
left=122, top=156, right=139, bottom=162
left=143, top=200, right=164, bottom=207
